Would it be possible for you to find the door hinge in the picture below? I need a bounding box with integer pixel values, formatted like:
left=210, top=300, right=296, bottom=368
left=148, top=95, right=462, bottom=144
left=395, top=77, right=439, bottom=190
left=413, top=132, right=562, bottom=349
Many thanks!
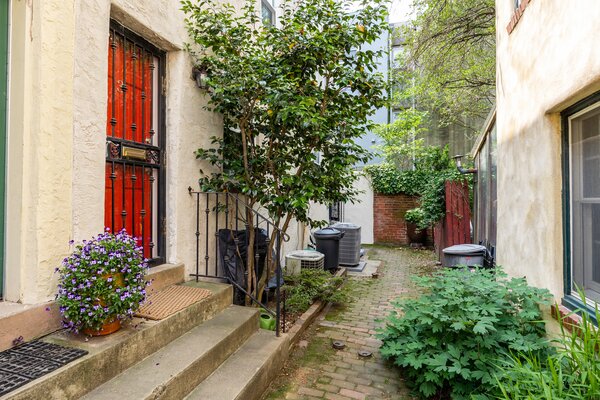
left=162, top=76, right=167, bottom=96
left=162, top=217, right=167, bottom=236
left=161, top=151, right=167, bottom=167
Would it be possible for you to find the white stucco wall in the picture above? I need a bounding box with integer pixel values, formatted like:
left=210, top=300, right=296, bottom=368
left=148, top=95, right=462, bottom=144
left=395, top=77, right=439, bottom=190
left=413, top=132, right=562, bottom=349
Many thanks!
left=496, top=0, right=600, bottom=299
left=6, top=0, right=75, bottom=303
left=6, top=0, right=261, bottom=304
left=341, top=173, right=373, bottom=244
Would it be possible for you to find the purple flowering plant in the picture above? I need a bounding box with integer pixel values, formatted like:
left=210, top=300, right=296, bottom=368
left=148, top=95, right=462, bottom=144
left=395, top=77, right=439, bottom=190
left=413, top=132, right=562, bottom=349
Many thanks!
left=56, top=229, right=151, bottom=333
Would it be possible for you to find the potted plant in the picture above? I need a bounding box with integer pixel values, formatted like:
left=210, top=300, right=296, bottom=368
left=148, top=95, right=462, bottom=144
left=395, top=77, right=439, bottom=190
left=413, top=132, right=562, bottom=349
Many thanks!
left=404, top=208, right=428, bottom=244
left=56, top=229, right=150, bottom=336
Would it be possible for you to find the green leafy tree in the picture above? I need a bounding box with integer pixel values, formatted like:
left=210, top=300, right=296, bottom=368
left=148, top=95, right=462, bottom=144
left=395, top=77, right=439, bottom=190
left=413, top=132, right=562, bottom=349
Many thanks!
left=183, top=0, right=388, bottom=302
left=395, top=0, right=495, bottom=130
left=374, top=108, right=427, bottom=170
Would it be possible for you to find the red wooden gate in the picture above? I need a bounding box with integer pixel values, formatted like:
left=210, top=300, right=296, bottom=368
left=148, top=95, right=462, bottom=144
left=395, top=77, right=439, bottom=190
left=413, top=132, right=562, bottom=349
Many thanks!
left=434, top=180, right=471, bottom=260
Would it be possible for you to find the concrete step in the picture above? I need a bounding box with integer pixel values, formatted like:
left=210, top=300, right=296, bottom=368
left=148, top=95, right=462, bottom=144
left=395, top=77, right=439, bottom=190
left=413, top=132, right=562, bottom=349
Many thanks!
left=0, top=263, right=183, bottom=353
left=2, top=281, right=233, bottom=400
left=81, top=305, right=259, bottom=400
left=185, top=329, right=290, bottom=400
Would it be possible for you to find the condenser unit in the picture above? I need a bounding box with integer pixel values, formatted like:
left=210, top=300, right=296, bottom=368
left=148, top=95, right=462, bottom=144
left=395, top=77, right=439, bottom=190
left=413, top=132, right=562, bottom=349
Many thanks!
left=284, top=250, right=325, bottom=275
left=331, top=222, right=361, bottom=266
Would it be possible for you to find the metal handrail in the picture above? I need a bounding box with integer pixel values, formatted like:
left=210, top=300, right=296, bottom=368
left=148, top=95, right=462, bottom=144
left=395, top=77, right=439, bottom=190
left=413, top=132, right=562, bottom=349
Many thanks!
left=187, top=188, right=286, bottom=336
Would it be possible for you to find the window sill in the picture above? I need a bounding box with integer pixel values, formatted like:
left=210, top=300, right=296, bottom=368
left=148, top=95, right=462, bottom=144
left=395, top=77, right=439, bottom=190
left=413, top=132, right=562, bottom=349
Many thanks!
left=553, top=296, right=598, bottom=329
left=506, top=0, right=532, bottom=34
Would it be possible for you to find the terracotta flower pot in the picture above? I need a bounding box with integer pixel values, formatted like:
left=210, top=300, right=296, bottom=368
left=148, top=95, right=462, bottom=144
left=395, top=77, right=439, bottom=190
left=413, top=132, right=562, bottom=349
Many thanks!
left=82, top=317, right=121, bottom=336
left=102, top=272, right=125, bottom=288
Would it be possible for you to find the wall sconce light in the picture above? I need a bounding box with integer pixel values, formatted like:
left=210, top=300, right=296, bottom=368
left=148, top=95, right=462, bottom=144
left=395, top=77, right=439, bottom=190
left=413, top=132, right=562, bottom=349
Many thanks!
left=192, top=65, right=209, bottom=90
left=452, top=154, right=477, bottom=174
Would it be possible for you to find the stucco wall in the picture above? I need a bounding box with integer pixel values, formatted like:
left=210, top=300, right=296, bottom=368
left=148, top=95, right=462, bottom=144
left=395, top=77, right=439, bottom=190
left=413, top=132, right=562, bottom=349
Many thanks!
left=5, top=0, right=75, bottom=303
left=6, top=0, right=263, bottom=304
left=342, top=173, right=374, bottom=244
left=495, top=0, right=600, bottom=299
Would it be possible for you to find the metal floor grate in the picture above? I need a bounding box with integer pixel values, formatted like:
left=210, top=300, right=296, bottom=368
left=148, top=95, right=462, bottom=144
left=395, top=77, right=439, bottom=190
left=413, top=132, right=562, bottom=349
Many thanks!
left=0, top=341, right=88, bottom=396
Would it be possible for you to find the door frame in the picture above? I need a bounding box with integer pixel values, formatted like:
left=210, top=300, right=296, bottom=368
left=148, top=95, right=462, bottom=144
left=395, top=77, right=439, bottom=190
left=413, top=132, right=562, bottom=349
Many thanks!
left=0, top=0, right=9, bottom=297
left=107, top=20, right=167, bottom=265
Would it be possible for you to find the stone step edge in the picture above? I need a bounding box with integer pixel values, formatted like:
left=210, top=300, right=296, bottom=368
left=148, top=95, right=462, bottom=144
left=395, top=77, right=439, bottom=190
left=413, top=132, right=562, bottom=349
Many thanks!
left=82, top=305, right=259, bottom=400
left=185, top=329, right=287, bottom=400
left=3, top=282, right=233, bottom=400
left=0, top=263, right=185, bottom=353
left=186, top=269, right=347, bottom=400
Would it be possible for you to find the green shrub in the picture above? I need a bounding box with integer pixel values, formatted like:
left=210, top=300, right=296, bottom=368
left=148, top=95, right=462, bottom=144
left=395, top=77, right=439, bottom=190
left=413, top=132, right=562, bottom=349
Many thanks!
left=364, top=146, right=469, bottom=230
left=283, top=269, right=347, bottom=314
left=492, top=292, right=600, bottom=399
left=378, top=267, right=552, bottom=399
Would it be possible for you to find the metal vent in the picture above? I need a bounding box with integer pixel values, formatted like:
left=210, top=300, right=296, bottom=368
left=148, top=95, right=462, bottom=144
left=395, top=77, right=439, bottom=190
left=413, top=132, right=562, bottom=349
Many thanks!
left=331, top=223, right=361, bottom=266
left=285, top=250, right=325, bottom=274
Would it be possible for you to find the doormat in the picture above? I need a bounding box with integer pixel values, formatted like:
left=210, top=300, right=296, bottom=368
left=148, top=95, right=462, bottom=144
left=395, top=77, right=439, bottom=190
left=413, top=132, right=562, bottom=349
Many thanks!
left=0, top=341, right=88, bottom=396
left=135, top=285, right=212, bottom=320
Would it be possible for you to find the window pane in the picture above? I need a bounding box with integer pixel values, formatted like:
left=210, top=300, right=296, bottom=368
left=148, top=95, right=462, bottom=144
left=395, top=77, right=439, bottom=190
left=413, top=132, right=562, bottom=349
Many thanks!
left=571, top=106, right=600, bottom=301
left=489, top=123, right=497, bottom=247
left=477, top=140, right=489, bottom=244
left=262, top=1, right=274, bottom=25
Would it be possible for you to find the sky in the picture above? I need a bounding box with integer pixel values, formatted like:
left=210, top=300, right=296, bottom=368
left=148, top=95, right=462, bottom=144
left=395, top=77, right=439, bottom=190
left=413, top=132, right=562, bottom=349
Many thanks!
left=388, top=0, right=413, bottom=23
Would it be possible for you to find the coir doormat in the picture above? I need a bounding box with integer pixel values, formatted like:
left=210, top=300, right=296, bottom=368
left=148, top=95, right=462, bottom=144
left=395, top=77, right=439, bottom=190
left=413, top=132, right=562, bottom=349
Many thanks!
left=0, top=341, right=88, bottom=396
left=135, top=285, right=212, bottom=320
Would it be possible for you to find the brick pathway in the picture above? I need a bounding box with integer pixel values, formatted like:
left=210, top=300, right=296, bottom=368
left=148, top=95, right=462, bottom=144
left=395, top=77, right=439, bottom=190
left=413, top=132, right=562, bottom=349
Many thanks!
left=262, top=246, right=437, bottom=400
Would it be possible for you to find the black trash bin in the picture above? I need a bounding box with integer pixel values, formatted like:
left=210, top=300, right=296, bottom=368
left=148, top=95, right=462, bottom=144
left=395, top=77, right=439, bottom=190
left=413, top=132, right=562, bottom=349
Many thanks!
left=314, top=227, right=345, bottom=271
left=442, top=244, right=487, bottom=267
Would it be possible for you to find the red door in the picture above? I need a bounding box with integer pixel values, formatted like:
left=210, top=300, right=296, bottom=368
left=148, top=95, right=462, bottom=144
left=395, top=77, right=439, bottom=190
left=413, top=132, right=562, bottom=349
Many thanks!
left=105, top=22, right=165, bottom=262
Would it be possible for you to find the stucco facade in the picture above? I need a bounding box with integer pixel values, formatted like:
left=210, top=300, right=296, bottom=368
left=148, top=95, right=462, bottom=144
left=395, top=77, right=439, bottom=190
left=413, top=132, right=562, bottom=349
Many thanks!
left=495, top=0, right=600, bottom=300
left=2, top=0, right=265, bottom=305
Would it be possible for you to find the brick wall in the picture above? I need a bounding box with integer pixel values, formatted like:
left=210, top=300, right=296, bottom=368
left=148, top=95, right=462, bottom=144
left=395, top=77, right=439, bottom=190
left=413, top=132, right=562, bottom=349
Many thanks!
left=373, top=193, right=420, bottom=246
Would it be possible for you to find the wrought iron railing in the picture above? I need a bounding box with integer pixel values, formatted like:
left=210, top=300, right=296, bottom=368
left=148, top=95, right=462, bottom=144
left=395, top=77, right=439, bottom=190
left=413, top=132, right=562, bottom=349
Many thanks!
left=187, top=188, right=289, bottom=336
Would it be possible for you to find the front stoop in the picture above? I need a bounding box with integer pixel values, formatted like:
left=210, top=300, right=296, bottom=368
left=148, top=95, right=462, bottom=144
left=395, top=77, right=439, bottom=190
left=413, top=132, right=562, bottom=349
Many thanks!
left=1, top=281, right=232, bottom=400
left=186, top=330, right=290, bottom=400
left=82, top=305, right=258, bottom=400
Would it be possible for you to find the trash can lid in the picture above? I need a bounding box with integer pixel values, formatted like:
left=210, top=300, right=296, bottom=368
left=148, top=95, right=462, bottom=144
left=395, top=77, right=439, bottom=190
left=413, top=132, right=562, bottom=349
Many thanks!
left=442, top=244, right=486, bottom=256
left=331, top=222, right=360, bottom=230
left=314, top=227, right=343, bottom=239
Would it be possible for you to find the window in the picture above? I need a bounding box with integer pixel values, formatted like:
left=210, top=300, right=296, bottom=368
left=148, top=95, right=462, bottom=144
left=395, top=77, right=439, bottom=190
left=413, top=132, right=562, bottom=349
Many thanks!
left=261, top=0, right=275, bottom=26
left=105, top=22, right=166, bottom=263
left=473, top=114, right=497, bottom=248
left=564, top=96, right=600, bottom=303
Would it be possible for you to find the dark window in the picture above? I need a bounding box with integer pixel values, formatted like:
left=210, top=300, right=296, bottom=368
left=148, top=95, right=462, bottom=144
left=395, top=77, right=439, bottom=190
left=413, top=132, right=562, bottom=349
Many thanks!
left=262, top=0, right=275, bottom=25
left=474, top=119, right=497, bottom=248
left=566, top=102, right=600, bottom=302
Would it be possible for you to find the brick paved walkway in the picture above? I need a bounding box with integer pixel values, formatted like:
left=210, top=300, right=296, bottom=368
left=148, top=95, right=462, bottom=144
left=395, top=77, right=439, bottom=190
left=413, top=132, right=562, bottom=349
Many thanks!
left=262, top=246, right=437, bottom=400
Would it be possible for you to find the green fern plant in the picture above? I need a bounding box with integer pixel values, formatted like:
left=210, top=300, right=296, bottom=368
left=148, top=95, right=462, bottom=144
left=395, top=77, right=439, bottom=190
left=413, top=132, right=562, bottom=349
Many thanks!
left=378, top=267, right=551, bottom=399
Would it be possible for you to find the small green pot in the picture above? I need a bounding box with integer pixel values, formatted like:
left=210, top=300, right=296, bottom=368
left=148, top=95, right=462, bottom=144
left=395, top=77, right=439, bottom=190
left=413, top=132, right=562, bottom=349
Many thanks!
left=259, top=312, right=276, bottom=331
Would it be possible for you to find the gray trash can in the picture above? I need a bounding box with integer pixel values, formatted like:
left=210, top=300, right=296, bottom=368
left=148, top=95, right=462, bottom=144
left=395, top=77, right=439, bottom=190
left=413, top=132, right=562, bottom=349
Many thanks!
left=442, top=244, right=487, bottom=267
left=314, top=227, right=345, bottom=271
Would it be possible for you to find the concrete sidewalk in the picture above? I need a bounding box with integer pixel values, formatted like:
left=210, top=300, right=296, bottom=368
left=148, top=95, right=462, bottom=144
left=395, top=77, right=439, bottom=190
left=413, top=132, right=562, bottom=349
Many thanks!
left=261, top=246, right=437, bottom=400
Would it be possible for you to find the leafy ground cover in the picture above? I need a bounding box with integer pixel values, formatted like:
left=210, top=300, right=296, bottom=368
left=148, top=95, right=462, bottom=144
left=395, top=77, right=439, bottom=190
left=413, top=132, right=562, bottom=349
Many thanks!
left=379, top=267, right=552, bottom=399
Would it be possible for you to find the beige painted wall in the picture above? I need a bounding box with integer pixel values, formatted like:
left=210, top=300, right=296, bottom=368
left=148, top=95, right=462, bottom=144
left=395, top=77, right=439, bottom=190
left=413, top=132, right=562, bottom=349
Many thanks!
left=6, top=0, right=75, bottom=303
left=6, top=0, right=267, bottom=304
left=495, top=0, right=600, bottom=299
left=343, top=172, right=374, bottom=244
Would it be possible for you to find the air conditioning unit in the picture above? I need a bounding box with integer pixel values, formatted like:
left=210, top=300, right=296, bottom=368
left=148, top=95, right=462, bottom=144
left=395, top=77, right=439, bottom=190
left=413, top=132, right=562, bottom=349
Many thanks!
left=331, top=222, right=361, bottom=266
left=285, top=250, right=325, bottom=275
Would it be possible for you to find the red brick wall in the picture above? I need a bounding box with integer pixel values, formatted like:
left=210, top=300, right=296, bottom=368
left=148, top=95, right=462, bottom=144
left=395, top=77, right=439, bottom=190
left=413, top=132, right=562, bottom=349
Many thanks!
left=373, top=193, right=420, bottom=245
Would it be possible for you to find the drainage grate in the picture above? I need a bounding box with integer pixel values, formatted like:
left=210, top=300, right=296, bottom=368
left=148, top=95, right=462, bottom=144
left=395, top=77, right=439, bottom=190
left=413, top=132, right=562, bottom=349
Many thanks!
left=10, top=341, right=87, bottom=364
left=0, top=341, right=88, bottom=396
left=0, top=370, right=29, bottom=397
